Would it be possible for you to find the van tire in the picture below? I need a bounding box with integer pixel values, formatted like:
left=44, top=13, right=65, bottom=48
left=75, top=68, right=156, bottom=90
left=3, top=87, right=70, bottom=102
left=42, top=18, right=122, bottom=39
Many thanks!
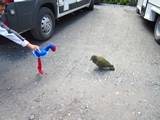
left=31, top=7, right=55, bottom=41
left=88, top=0, right=94, bottom=10
left=136, top=8, right=140, bottom=14
left=154, top=16, right=160, bottom=44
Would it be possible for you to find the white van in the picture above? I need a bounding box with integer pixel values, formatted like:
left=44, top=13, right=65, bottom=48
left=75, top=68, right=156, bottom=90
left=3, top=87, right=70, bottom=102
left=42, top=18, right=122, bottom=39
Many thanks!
left=4, top=0, right=94, bottom=41
left=137, top=0, right=160, bottom=43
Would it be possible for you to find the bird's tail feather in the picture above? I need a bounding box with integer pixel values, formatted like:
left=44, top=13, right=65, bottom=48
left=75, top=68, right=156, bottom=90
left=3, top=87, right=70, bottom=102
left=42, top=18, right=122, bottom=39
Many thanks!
left=109, top=66, right=115, bottom=71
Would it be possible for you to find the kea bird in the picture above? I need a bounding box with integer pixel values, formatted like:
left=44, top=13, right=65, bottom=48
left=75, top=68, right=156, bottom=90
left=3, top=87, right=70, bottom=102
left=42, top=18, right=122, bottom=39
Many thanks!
left=90, top=55, right=115, bottom=71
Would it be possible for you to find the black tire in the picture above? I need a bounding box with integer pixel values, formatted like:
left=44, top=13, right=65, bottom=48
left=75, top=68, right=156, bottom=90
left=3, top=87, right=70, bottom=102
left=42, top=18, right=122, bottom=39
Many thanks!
left=136, top=8, right=140, bottom=14
left=88, top=0, right=94, bottom=10
left=31, top=7, right=55, bottom=41
left=154, top=16, right=160, bottom=44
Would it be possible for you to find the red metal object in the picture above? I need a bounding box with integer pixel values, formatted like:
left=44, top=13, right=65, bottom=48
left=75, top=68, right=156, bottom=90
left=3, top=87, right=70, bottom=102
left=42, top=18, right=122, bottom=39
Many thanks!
left=51, top=46, right=56, bottom=52
left=4, top=0, right=14, bottom=4
left=33, top=43, right=56, bottom=75
left=37, top=58, right=43, bottom=74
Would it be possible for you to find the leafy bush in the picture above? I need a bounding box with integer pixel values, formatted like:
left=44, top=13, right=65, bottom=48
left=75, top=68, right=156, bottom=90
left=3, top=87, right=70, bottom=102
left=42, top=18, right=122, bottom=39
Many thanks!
left=98, top=0, right=137, bottom=6
left=128, top=0, right=137, bottom=6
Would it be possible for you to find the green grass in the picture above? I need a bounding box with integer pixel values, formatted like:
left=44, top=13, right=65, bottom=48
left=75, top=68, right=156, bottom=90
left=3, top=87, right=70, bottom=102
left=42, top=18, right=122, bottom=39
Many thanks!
left=100, top=0, right=137, bottom=6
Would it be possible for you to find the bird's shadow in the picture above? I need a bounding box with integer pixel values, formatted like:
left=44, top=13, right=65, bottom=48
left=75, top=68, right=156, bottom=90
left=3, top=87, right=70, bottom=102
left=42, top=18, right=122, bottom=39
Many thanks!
left=92, top=67, right=113, bottom=76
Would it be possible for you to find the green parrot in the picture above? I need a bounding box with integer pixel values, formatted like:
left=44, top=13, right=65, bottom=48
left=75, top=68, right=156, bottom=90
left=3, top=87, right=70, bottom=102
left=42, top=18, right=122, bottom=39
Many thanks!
left=90, top=55, right=115, bottom=71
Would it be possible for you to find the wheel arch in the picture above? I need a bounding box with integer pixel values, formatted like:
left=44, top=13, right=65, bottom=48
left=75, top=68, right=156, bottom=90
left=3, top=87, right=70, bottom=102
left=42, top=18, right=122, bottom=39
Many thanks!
left=151, top=9, right=160, bottom=22
left=32, top=0, right=57, bottom=29
left=154, top=16, right=160, bottom=44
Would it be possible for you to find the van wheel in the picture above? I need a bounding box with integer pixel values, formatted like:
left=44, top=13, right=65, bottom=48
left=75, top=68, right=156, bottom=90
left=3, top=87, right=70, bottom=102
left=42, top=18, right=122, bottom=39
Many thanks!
left=154, top=16, right=160, bottom=44
left=136, top=8, right=140, bottom=14
left=31, top=7, right=55, bottom=41
left=88, top=0, right=94, bottom=10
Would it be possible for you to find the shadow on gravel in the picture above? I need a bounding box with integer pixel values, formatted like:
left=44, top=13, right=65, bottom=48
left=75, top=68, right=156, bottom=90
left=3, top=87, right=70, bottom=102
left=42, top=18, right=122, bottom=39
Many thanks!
left=92, top=68, right=113, bottom=76
left=141, top=17, right=155, bottom=34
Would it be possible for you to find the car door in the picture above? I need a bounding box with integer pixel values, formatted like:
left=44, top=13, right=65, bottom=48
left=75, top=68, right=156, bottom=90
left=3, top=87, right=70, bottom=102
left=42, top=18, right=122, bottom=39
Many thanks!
left=5, top=2, right=18, bottom=31
left=149, top=0, right=160, bottom=7
left=76, top=0, right=90, bottom=7
left=13, top=0, right=34, bottom=32
left=58, top=0, right=90, bottom=14
left=58, top=0, right=79, bottom=14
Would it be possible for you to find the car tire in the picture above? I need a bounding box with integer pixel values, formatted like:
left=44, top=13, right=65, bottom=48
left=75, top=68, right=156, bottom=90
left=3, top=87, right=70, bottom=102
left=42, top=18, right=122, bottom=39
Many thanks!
left=154, top=16, right=160, bottom=44
left=136, top=8, right=140, bottom=14
left=88, top=0, right=94, bottom=10
left=31, top=7, right=55, bottom=41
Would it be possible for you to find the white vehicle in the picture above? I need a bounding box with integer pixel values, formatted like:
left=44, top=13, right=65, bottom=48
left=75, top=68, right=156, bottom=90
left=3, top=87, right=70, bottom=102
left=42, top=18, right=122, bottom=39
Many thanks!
left=136, top=0, right=160, bottom=43
left=4, top=0, right=94, bottom=41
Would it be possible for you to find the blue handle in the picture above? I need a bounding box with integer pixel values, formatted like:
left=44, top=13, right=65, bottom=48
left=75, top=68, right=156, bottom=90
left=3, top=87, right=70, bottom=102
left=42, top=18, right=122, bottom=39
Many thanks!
left=33, top=43, right=56, bottom=58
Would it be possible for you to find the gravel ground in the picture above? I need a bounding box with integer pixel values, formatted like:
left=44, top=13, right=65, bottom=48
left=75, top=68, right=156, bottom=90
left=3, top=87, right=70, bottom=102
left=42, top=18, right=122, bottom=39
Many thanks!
left=0, top=4, right=160, bottom=120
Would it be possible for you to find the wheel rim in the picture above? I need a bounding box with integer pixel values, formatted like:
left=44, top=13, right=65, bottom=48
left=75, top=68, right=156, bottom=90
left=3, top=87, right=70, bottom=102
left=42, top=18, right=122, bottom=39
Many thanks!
left=41, top=15, right=53, bottom=36
left=155, top=20, right=160, bottom=40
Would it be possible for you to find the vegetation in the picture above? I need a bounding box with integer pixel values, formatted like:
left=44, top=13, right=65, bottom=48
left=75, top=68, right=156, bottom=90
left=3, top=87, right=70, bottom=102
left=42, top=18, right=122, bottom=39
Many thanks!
left=98, top=0, right=137, bottom=6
